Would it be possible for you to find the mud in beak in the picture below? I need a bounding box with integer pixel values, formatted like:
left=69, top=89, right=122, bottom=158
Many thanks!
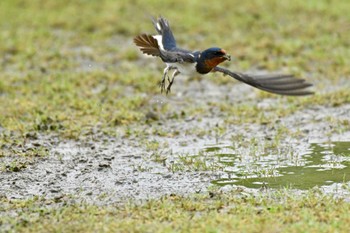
left=223, top=54, right=231, bottom=61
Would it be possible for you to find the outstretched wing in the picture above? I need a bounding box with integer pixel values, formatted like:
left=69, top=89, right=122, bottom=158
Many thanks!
left=152, top=16, right=177, bottom=51
left=134, top=34, right=196, bottom=63
left=133, top=34, right=160, bottom=57
left=213, top=66, right=314, bottom=96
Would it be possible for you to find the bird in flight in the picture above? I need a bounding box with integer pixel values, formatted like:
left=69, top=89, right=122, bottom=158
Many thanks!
left=134, top=16, right=313, bottom=96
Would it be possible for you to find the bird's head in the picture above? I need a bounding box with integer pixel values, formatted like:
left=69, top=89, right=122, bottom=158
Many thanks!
left=201, top=47, right=231, bottom=61
left=196, top=47, right=231, bottom=74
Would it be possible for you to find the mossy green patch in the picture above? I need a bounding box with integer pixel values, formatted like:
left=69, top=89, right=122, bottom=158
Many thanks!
left=1, top=1, right=350, bottom=231
left=2, top=189, right=350, bottom=233
left=0, top=0, right=349, bottom=139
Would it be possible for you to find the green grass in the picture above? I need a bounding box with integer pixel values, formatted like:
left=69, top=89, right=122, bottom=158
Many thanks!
left=1, top=0, right=350, bottom=232
left=0, top=0, right=350, bottom=139
left=2, top=189, right=350, bottom=233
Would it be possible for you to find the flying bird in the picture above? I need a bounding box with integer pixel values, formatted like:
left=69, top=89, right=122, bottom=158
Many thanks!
left=134, top=16, right=313, bottom=96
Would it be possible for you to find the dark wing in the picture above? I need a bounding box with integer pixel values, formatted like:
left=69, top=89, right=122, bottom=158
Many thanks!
left=158, top=49, right=197, bottom=63
left=152, top=16, right=177, bottom=51
left=213, top=66, right=314, bottom=96
left=133, top=34, right=160, bottom=57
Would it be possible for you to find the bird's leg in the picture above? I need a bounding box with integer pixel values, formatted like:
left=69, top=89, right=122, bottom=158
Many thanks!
left=159, top=66, right=170, bottom=93
left=166, top=69, right=180, bottom=94
left=159, top=66, right=174, bottom=93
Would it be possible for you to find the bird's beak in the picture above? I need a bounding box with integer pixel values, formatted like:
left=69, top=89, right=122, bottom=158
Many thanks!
left=223, top=54, right=231, bottom=61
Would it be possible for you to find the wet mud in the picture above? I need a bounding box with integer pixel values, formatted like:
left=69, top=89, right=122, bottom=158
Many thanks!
left=1, top=79, right=350, bottom=204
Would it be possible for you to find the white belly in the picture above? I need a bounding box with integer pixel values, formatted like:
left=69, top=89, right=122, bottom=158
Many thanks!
left=167, top=62, right=197, bottom=76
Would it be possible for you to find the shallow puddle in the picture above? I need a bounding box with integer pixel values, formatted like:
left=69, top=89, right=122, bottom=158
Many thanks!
left=210, top=141, right=350, bottom=190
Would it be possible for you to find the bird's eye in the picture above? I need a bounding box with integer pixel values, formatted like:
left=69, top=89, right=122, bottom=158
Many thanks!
left=215, top=51, right=224, bottom=55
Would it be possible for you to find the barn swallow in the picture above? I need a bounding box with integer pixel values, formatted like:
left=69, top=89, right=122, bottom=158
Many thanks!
left=134, top=16, right=313, bottom=95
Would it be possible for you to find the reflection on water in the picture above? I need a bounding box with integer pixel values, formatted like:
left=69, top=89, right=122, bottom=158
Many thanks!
left=210, top=141, right=350, bottom=190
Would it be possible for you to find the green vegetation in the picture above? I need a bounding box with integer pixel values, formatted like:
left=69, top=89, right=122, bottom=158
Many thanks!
left=0, top=0, right=349, bottom=139
left=1, top=0, right=350, bottom=232
left=2, top=189, right=350, bottom=233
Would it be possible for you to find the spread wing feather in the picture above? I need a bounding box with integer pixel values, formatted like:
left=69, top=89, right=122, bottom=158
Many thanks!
left=213, top=66, right=313, bottom=96
left=152, top=16, right=177, bottom=50
left=133, top=34, right=160, bottom=57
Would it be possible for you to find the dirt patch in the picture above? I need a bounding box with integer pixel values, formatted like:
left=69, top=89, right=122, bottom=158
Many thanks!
left=1, top=79, right=350, bottom=204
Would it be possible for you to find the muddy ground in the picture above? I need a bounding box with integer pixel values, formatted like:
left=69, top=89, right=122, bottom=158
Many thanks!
left=1, top=78, right=350, bottom=205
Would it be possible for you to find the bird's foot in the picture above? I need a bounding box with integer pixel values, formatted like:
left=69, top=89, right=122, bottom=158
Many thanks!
left=159, top=79, right=166, bottom=93
left=166, top=79, right=174, bottom=95
left=165, top=70, right=179, bottom=95
left=166, top=85, right=172, bottom=95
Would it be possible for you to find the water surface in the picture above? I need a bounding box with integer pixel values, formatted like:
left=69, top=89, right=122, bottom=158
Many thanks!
left=210, top=141, right=350, bottom=190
